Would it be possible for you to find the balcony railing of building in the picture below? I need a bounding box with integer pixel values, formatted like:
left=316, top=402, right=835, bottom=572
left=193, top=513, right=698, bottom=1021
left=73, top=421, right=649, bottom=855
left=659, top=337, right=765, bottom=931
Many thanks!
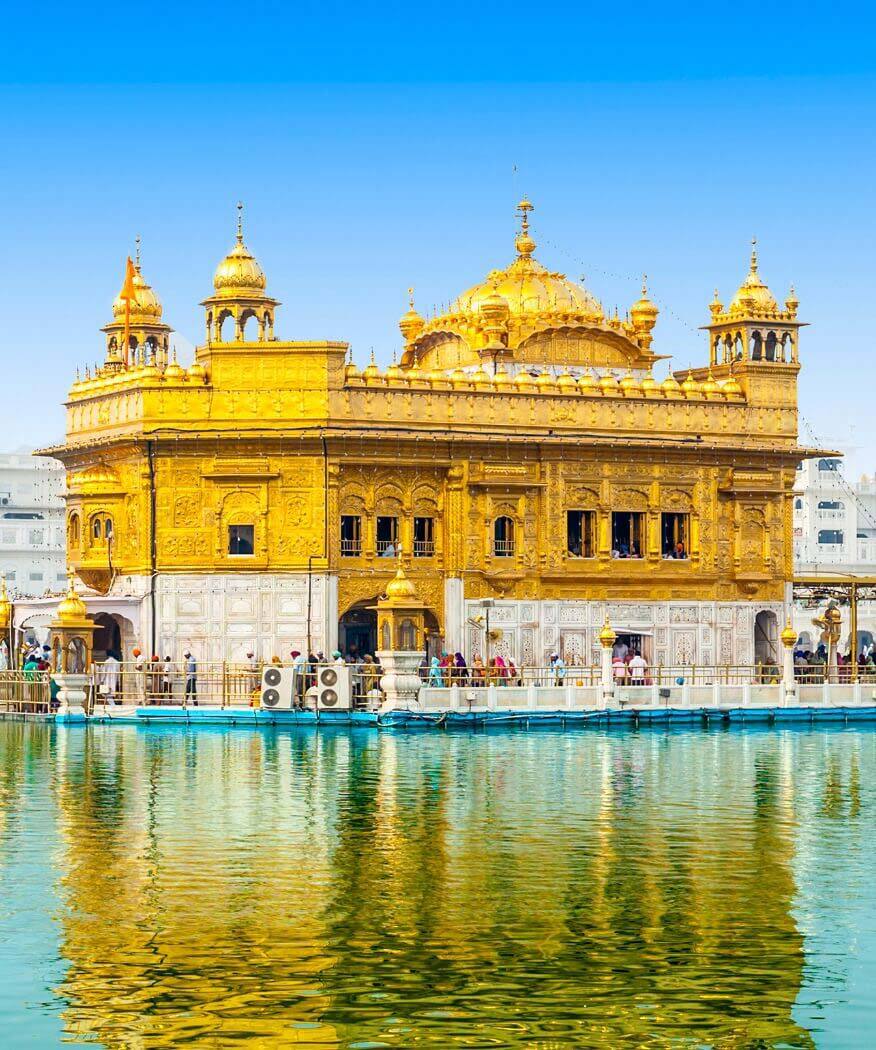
left=340, top=539, right=362, bottom=556
left=413, top=540, right=435, bottom=557
left=492, top=540, right=515, bottom=557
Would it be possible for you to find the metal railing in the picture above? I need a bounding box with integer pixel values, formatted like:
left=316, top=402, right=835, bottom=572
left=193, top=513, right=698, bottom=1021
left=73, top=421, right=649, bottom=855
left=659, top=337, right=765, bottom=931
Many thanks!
left=89, top=661, right=261, bottom=708
left=0, top=671, right=52, bottom=713
left=340, top=539, right=362, bottom=556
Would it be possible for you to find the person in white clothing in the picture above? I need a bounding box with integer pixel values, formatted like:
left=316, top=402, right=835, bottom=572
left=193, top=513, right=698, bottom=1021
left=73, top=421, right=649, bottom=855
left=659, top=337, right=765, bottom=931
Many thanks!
left=100, top=652, right=121, bottom=705
left=628, top=650, right=648, bottom=685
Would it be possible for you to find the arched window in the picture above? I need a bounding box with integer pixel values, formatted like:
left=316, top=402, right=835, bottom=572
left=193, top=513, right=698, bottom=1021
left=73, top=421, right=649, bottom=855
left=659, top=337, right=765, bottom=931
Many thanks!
left=68, top=513, right=80, bottom=545
left=493, top=516, right=515, bottom=557
left=104, top=517, right=113, bottom=540
left=765, top=331, right=777, bottom=361
left=750, top=331, right=763, bottom=360
left=92, top=517, right=102, bottom=540
left=794, top=498, right=802, bottom=510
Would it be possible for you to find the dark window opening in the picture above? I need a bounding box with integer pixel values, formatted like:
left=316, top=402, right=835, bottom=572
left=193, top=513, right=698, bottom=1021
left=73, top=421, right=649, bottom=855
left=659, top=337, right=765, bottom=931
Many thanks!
left=567, top=510, right=596, bottom=557
left=376, top=516, right=398, bottom=556
left=340, top=515, right=361, bottom=556
left=611, top=512, right=644, bottom=558
left=818, top=529, right=844, bottom=545
left=661, top=513, right=689, bottom=558
left=817, top=500, right=843, bottom=510
left=414, top=516, right=435, bottom=556
left=817, top=459, right=840, bottom=472
left=493, top=516, right=515, bottom=557
left=228, top=524, right=254, bottom=555
left=2, top=512, right=44, bottom=520
left=794, top=498, right=802, bottom=509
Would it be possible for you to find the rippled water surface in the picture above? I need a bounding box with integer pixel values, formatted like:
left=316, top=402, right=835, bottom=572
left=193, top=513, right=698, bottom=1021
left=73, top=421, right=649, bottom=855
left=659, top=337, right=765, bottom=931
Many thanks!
left=1, top=723, right=875, bottom=1047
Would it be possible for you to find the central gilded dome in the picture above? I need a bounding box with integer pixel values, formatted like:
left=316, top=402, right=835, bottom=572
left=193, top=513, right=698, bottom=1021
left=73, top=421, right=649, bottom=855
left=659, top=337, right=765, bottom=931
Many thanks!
left=458, top=254, right=603, bottom=319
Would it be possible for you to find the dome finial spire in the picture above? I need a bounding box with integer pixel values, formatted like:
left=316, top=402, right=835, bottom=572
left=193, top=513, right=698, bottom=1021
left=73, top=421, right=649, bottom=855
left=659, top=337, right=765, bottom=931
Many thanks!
left=135, top=234, right=141, bottom=268
left=236, top=201, right=244, bottom=245
left=750, top=236, right=758, bottom=273
left=515, top=197, right=536, bottom=257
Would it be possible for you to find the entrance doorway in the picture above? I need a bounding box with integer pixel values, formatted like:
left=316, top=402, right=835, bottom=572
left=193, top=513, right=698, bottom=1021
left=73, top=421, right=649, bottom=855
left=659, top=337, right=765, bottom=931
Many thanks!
left=611, top=632, right=652, bottom=664
left=755, top=610, right=779, bottom=666
left=93, top=613, right=122, bottom=660
left=339, top=600, right=378, bottom=659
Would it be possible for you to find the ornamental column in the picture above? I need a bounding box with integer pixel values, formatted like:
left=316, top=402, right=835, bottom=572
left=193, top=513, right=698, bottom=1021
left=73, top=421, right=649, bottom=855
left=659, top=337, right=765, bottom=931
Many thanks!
left=780, top=619, right=797, bottom=706
left=598, top=616, right=616, bottom=709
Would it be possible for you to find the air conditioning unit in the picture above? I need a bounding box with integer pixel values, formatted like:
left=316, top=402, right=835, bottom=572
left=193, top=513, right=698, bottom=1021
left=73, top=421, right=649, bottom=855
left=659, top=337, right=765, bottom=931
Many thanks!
left=0, top=498, right=9, bottom=506
left=316, top=664, right=352, bottom=711
left=260, top=665, right=296, bottom=710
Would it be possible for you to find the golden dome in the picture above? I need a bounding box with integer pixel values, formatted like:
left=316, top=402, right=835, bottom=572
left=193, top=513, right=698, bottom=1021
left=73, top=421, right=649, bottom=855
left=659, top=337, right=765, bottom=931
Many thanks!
left=781, top=619, right=798, bottom=648
left=187, top=362, right=206, bottom=383
left=492, top=366, right=511, bottom=389
left=427, top=367, right=447, bottom=385
left=362, top=351, right=381, bottom=381
left=471, top=364, right=491, bottom=387
left=721, top=373, right=743, bottom=396
left=578, top=370, right=597, bottom=393
left=535, top=371, right=557, bottom=391
left=620, top=369, right=641, bottom=395
left=454, top=202, right=602, bottom=322
left=385, top=562, right=417, bottom=601
left=661, top=373, right=682, bottom=395
left=702, top=370, right=719, bottom=398
left=598, top=616, right=617, bottom=649
left=212, top=204, right=267, bottom=297
left=344, top=359, right=361, bottom=381
left=164, top=349, right=184, bottom=380
left=556, top=370, right=577, bottom=392
left=641, top=372, right=658, bottom=395
left=513, top=370, right=536, bottom=391
left=399, top=288, right=425, bottom=343
left=112, top=262, right=163, bottom=322
left=681, top=370, right=701, bottom=397
left=55, top=574, right=89, bottom=625
left=599, top=372, right=619, bottom=392
left=629, top=277, right=658, bottom=331
left=450, top=367, right=469, bottom=388
left=729, top=240, right=778, bottom=314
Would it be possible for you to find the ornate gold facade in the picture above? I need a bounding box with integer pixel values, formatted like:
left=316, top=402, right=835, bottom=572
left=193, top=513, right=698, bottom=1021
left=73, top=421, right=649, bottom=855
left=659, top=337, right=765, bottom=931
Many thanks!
left=45, top=203, right=819, bottom=660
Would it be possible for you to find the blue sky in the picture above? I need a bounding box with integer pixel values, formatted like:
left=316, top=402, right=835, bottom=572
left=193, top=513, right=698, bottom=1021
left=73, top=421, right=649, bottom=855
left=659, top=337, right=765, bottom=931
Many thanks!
left=1, top=3, right=874, bottom=470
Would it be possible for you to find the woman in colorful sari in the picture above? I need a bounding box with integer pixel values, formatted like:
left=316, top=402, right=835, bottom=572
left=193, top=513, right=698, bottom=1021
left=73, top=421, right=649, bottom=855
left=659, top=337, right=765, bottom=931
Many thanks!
left=453, top=652, right=468, bottom=684
left=428, top=656, right=444, bottom=687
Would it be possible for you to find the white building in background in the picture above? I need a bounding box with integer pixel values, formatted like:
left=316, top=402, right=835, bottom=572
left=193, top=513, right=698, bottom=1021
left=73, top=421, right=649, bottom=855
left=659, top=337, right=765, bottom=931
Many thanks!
left=792, top=452, right=876, bottom=652
left=0, top=452, right=66, bottom=597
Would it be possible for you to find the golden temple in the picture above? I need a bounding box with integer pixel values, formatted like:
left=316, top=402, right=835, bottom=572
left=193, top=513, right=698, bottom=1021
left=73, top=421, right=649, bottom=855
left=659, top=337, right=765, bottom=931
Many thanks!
left=41, top=201, right=818, bottom=666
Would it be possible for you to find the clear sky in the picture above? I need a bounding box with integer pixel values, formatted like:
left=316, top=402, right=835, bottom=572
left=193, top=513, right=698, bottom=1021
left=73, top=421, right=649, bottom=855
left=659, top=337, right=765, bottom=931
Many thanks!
left=1, top=2, right=874, bottom=471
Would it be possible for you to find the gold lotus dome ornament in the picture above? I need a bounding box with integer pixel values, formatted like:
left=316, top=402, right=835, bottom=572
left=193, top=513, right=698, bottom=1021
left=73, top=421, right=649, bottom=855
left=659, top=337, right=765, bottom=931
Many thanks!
left=492, top=365, right=511, bottom=388
left=556, top=369, right=577, bottom=392
left=55, top=573, right=88, bottom=625
left=362, top=350, right=381, bottom=382
left=578, top=369, right=597, bottom=393
left=399, top=288, right=425, bottom=344
left=661, top=372, right=682, bottom=395
left=682, top=369, right=701, bottom=397
left=454, top=199, right=604, bottom=322
left=729, top=238, right=778, bottom=314
left=163, top=346, right=184, bottom=380
left=385, top=559, right=418, bottom=600
left=629, top=276, right=659, bottom=344
left=112, top=241, right=163, bottom=322
left=213, top=203, right=268, bottom=297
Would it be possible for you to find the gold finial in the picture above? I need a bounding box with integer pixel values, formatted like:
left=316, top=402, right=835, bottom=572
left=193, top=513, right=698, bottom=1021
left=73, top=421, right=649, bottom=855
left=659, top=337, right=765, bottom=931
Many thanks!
left=515, top=198, right=536, bottom=257
left=369, top=348, right=376, bottom=366
left=408, top=286, right=415, bottom=309
left=172, top=344, right=178, bottom=364
left=750, top=236, right=758, bottom=273
left=641, top=273, right=648, bottom=296
left=236, top=201, right=244, bottom=245
left=347, top=345, right=353, bottom=364
left=135, top=234, right=141, bottom=267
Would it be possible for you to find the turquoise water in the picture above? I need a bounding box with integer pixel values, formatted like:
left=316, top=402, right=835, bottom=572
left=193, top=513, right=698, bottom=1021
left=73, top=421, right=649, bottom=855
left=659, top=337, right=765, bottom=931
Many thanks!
left=0, top=723, right=874, bottom=1047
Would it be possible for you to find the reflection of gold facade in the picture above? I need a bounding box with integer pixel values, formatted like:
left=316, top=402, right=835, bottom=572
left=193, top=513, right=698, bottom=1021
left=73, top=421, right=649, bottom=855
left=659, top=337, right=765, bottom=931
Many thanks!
left=46, top=203, right=818, bottom=658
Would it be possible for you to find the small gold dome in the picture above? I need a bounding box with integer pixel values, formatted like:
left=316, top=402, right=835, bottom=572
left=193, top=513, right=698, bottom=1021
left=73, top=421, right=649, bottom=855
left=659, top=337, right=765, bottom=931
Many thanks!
left=385, top=563, right=417, bottom=600
left=386, top=352, right=403, bottom=381
left=399, top=289, right=425, bottom=343
left=702, top=370, right=719, bottom=398
left=721, top=373, right=743, bottom=396
left=729, top=240, right=778, bottom=314
left=514, top=370, right=536, bottom=390
left=427, top=367, right=447, bottom=385
left=619, top=369, right=641, bottom=395
left=164, top=351, right=184, bottom=380
left=213, top=206, right=267, bottom=297
left=113, top=263, right=163, bottom=322
left=681, top=370, right=701, bottom=397
left=598, top=616, right=617, bottom=648
left=629, top=277, right=659, bottom=331
left=478, top=283, right=511, bottom=324
left=535, top=371, right=557, bottom=391
left=599, top=372, right=619, bottom=392
left=781, top=619, right=798, bottom=648
left=362, top=351, right=381, bottom=381
left=450, top=367, right=469, bottom=388
left=187, top=362, right=206, bottom=383
left=471, top=364, right=491, bottom=387
left=55, top=575, right=89, bottom=625
left=556, top=370, right=577, bottom=391
left=345, top=359, right=361, bottom=381
left=492, top=366, right=511, bottom=388
left=785, top=285, right=799, bottom=314
left=661, top=373, right=682, bottom=395
left=641, top=372, right=658, bottom=395
left=578, top=370, right=597, bottom=393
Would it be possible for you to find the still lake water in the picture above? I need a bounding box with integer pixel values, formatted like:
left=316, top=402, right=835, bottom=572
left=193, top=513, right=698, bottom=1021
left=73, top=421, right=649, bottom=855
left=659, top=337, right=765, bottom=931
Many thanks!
left=0, top=723, right=874, bottom=1048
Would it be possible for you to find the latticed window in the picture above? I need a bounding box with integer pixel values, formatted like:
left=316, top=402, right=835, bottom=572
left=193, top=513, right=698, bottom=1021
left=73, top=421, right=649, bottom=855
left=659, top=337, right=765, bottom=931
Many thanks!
left=340, top=515, right=361, bottom=556
left=493, top=516, right=515, bottom=557
left=413, top=516, right=434, bottom=557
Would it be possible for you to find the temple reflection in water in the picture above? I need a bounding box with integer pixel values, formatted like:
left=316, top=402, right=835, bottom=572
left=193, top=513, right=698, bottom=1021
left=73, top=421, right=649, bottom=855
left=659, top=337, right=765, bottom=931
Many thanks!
left=5, top=725, right=864, bottom=1045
